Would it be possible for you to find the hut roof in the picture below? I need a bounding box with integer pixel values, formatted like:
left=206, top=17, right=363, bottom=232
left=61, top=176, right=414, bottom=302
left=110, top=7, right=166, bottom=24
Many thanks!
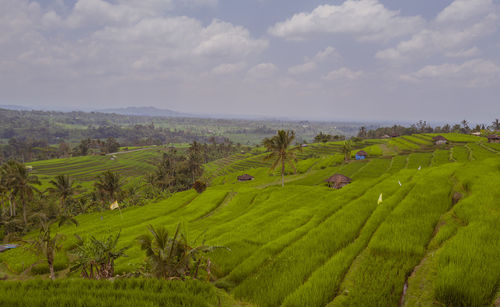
left=325, top=174, right=352, bottom=183
left=237, top=174, right=254, bottom=181
left=432, top=135, right=448, bottom=141
left=487, top=134, right=500, bottom=139
left=356, top=150, right=368, bottom=156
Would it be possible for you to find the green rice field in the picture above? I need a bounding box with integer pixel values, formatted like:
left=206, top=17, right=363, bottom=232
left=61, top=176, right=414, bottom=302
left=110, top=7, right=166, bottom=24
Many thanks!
left=1, top=133, right=499, bottom=306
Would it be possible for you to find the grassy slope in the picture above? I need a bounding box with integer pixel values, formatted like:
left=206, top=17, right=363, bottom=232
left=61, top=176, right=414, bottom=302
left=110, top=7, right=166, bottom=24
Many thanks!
left=1, top=133, right=499, bottom=307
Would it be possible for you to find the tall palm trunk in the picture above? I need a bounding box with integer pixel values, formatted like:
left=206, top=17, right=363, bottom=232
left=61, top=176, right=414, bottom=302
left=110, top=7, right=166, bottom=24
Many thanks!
left=281, top=158, right=285, bottom=187
left=22, top=198, right=27, bottom=225
left=9, top=197, right=14, bottom=217
left=48, top=253, right=55, bottom=280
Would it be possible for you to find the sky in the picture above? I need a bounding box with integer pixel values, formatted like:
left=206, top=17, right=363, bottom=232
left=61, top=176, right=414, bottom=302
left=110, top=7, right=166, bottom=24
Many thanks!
left=1, top=0, right=499, bottom=123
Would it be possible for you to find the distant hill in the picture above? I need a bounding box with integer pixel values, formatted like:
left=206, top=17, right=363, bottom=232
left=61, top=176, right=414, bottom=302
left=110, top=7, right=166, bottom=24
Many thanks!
left=97, top=106, right=192, bottom=118
left=0, top=104, right=35, bottom=111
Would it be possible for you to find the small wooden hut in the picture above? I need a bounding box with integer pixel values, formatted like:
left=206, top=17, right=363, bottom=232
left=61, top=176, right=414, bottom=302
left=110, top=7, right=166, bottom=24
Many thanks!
left=237, top=174, right=255, bottom=182
left=355, top=150, right=368, bottom=160
left=487, top=134, right=500, bottom=143
left=326, top=174, right=352, bottom=189
left=432, top=135, right=448, bottom=145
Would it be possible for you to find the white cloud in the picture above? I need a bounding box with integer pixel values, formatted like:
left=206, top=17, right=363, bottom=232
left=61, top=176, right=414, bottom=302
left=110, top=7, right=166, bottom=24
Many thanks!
left=288, top=46, right=341, bottom=75
left=436, top=0, right=492, bottom=23
left=0, top=0, right=267, bottom=81
left=402, top=59, right=500, bottom=87
left=324, top=67, right=364, bottom=81
left=268, top=0, right=424, bottom=41
left=193, top=20, right=268, bottom=58
left=376, top=0, right=498, bottom=61
left=288, top=62, right=317, bottom=75
left=312, top=46, right=341, bottom=62
left=445, top=47, right=481, bottom=58
left=211, top=62, right=246, bottom=75
left=247, top=63, right=278, bottom=78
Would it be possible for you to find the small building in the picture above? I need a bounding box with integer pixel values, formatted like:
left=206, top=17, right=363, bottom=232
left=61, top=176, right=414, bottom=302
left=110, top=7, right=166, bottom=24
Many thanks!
left=237, top=174, right=255, bottom=182
left=382, top=134, right=391, bottom=139
left=355, top=150, right=368, bottom=160
left=471, top=132, right=481, bottom=136
left=325, top=174, right=352, bottom=189
left=487, top=134, right=500, bottom=143
left=432, top=135, right=448, bottom=145
left=0, top=244, right=18, bottom=253
left=301, top=144, right=308, bottom=147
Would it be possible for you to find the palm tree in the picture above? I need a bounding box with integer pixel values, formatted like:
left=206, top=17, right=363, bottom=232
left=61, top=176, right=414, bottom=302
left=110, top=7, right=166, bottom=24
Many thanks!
left=461, top=119, right=470, bottom=133
left=0, top=176, right=8, bottom=221
left=262, top=130, right=301, bottom=187
left=2, top=161, right=40, bottom=225
left=137, top=224, right=225, bottom=280
left=71, top=232, right=128, bottom=279
left=492, top=119, right=500, bottom=131
left=47, top=175, right=79, bottom=213
left=94, top=171, right=123, bottom=203
left=358, top=127, right=367, bottom=138
left=342, top=140, right=352, bottom=162
left=29, top=213, right=78, bottom=280
left=187, top=142, right=204, bottom=184
left=137, top=224, right=184, bottom=279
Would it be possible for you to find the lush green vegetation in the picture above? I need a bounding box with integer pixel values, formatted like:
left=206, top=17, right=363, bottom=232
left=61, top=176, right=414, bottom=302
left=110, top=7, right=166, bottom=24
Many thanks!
left=0, top=278, right=235, bottom=307
left=0, top=132, right=499, bottom=306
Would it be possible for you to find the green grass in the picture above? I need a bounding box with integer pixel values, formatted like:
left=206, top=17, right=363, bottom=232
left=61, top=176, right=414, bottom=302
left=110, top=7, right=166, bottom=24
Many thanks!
left=0, top=278, right=233, bottom=307
left=431, top=149, right=450, bottom=166
left=451, top=146, right=469, bottom=162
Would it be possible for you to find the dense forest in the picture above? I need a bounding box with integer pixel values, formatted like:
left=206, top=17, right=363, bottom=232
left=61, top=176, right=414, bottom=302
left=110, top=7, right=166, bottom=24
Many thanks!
left=0, top=108, right=364, bottom=163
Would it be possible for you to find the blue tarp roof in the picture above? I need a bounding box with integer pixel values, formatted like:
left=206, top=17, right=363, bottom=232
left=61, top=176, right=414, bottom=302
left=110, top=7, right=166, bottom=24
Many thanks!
left=0, top=244, right=18, bottom=252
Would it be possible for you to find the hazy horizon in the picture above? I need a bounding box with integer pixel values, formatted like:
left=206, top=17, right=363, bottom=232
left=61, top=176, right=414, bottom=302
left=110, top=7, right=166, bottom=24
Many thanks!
left=1, top=0, right=499, bottom=122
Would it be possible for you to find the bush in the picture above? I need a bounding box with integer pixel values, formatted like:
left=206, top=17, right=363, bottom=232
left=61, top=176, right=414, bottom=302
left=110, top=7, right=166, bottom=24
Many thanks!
left=193, top=180, right=207, bottom=193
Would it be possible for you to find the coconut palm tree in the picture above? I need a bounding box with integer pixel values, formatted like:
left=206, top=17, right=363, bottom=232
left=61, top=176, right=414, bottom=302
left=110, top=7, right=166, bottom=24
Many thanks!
left=71, top=231, right=128, bottom=279
left=492, top=119, right=500, bottom=131
left=342, top=140, right=352, bottom=162
left=137, top=224, right=225, bottom=280
left=2, top=161, right=40, bottom=225
left=47, top=175, right=79, bottom=213
left=29, top=213, right=78, bottom=280
left=262, top=130, right=301, bottom=187
left=137, top=224, right=185, bottom=279
left=94, top=171, right=123, bottom=203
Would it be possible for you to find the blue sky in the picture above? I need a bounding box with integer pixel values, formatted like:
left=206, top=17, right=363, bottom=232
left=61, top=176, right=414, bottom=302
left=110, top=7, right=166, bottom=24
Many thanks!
left=1, top=0, right=499, bottom=122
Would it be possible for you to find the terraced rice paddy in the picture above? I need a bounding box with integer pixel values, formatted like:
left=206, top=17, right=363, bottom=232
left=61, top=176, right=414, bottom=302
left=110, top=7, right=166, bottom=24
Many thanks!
left=28, top=147, right=164, bottom=187
left=1, top=134, right=499, bottom=306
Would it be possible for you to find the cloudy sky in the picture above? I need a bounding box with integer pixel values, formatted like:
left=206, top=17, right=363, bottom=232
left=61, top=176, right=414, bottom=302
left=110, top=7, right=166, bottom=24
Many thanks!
left=1, top=0, right=499, bottom=122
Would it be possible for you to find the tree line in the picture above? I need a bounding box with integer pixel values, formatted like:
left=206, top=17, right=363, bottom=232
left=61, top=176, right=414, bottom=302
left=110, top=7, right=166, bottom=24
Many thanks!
left=356, top=119, right=500, bottom=139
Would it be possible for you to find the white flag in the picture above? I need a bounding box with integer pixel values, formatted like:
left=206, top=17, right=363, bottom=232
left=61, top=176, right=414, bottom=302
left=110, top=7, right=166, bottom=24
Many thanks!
left=110, top=201, right=119, bottom=210
left=398, top=180, right=402, bottom=186
left=418, top=166, right=421, bottom=170
left=377, top=193, right=383, bottom=205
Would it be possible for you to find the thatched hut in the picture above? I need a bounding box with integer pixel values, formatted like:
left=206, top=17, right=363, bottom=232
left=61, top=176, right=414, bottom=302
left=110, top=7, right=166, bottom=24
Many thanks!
left=432, top=135, right=448, bottom=145
left=487, top=134, right=500, bottom=143
left=237, top=174, right=255, bottom=182
left=326, top=174, right=352, bottom=189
